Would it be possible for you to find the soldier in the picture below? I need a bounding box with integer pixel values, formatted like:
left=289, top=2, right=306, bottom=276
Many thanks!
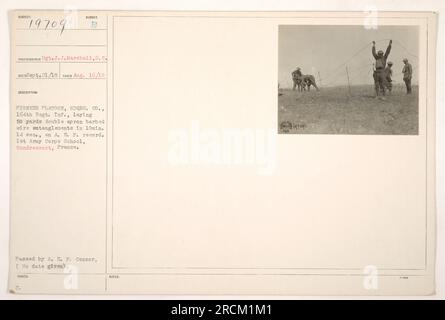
left=292, top=67, right=302, bottom=91
left=385, top=61, right=393, bottom=93
left=303, top=74, right=319, bottom=91
left=372, top=40, right=392, bottom=97
left=402, top=58, right=413, bottom=94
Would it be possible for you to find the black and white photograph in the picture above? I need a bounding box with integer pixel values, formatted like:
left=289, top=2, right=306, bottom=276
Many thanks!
left=2, top=5, right=441, bottom=299
left=278, top=25, right=419, bottom=135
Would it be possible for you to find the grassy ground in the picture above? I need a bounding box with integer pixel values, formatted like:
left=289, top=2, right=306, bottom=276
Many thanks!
left=278, top=84, right=418, bottom=135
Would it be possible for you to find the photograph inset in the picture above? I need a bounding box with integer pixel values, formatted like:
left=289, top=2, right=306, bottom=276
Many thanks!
left=278, top=25, right=419, bottom=135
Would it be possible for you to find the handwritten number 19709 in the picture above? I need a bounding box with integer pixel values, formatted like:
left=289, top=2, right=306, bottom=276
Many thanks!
left=28, top=19, right=67, bottom=35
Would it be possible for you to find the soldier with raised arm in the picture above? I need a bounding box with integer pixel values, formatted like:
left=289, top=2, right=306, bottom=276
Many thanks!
left=372, top=40, right=392, bottom=97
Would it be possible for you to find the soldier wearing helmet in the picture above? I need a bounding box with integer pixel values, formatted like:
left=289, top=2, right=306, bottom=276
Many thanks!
left=402, top=58, right=413, bottom=94
left=291, top=67, right=303, bottom=91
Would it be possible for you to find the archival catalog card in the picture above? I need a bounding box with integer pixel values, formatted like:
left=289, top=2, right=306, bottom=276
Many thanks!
left=8, top=10, right=437, bottom=295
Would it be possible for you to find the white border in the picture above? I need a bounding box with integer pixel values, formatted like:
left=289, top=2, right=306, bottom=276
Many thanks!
left=1, top=0, right=444, bottom=300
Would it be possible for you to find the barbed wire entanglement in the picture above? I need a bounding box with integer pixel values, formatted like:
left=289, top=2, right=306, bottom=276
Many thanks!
left=296, top=39, right=418, bottom=91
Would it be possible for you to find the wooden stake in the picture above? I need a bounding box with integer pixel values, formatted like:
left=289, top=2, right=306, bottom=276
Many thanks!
left=346, top=66, right=351, bottom=95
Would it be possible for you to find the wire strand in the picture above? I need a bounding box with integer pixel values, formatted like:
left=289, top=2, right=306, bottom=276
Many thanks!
left=318, top=38, right=417, bottom=87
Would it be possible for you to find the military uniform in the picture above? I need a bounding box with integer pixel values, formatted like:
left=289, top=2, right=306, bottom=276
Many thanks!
left=292, top=69, right=302, bottom=90
left=372, top=42, right=392, bottom=96
left=384, top=64, right=393, bottom=92
left=302, top=74, right=319, bottom=91
left=402, top=61, right=413, bottom=94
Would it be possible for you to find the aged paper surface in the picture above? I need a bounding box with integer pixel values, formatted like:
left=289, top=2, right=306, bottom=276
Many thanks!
left=9, top=10, right=436, bottom=295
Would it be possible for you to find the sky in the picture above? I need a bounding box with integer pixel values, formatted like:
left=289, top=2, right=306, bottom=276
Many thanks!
left=278, top=25, right=419, bottom=88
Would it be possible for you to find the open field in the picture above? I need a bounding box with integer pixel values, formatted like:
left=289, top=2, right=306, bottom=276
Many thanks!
left=278, top=84, right=418, bottom=135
